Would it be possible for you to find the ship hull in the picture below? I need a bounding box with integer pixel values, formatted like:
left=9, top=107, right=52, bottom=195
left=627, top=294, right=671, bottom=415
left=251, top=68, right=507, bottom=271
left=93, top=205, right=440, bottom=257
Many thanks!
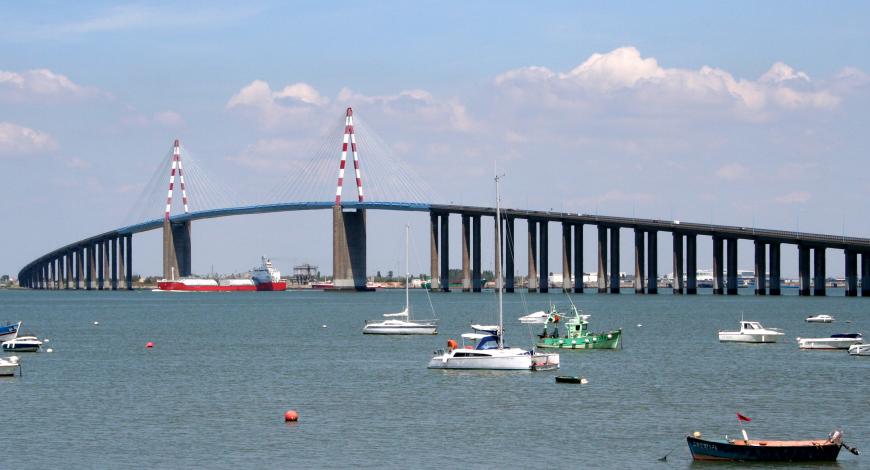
left=536, top=330, right=621, bottom=350
left=687, top=436, right=841, bottom=462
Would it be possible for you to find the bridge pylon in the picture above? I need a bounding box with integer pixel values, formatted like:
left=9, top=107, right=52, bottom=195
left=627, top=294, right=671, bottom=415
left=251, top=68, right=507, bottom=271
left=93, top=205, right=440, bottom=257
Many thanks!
left=162, top=139, right=192, bottom=280
left=332, top=108, right=370, bottom=290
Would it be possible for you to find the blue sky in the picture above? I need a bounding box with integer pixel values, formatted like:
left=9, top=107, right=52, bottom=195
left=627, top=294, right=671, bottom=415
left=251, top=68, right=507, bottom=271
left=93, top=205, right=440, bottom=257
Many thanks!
left=2, top=1, right=869, bottom=279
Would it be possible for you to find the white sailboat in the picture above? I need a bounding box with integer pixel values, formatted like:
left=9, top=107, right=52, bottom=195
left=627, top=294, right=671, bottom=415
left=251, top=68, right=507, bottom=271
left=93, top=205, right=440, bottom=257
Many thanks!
left=363, top=225, right=438, bottom=335
left=429, top=173, right=552, bottom=370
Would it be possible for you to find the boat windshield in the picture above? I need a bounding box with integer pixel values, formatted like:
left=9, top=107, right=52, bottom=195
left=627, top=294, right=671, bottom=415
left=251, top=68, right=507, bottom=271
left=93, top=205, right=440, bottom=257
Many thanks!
left=475, top=335, right=501, bottom=350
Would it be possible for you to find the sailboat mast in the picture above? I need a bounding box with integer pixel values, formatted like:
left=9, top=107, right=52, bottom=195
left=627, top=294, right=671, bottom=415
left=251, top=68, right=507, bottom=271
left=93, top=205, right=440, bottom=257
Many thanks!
left=495, top=173, right=504, bottom=350
left=405, top=224, right=410, bottom=315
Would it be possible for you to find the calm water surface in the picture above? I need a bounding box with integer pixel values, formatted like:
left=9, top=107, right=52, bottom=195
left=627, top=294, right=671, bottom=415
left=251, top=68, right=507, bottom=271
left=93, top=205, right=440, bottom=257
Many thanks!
left=1, top=288, right=868, bottom=469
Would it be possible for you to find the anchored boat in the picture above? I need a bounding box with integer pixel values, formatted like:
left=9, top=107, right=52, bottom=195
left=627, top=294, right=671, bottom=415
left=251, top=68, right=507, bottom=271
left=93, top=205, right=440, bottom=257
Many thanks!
left=797, top=333, right=863, bottom=350
left=687, top=430, right=857, bottom=462
left=718, top=320, right=784, bottom=343
left=0, top=321, right=20, bottom=342
left=536, top=305, right=621, bottom=350
left=157, top=257, right=287, bottom=292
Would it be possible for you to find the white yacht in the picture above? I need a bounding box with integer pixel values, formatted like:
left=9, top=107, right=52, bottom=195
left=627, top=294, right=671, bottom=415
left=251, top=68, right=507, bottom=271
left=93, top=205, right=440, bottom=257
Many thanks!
left=718, top=320, right=784, bottom=343
left=806, top=314, right=835, bottom=323
left=1, top=336, right=43, bottom=352
left=518, top=311, right=549, bottom=324
left=0, top=356, right=20, bottom=377
left=848, top=344, right=870, bottom=356
left=797, top=333, right=863, bottom=350
left=363, top=225, right=437, bottom=335
left=429, top=173, right=554, bottom=370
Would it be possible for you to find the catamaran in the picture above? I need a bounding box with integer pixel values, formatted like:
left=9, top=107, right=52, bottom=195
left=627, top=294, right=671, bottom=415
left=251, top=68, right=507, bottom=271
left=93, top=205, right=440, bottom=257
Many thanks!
left=363, top=225, right=437, bottom=335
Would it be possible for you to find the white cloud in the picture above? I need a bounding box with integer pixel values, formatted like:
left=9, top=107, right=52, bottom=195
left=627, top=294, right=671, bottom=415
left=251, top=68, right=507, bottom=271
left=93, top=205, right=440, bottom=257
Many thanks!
left=716, top=163, right=748, bottom=180
left=0, top=68, right=93, bottom=99
left=775, top=191, right=812, bottom=204
left=494, top=46, right=843, bottom=116
left=153, top=111, right=184, bottom=126
left=225, top=138, right=311, bottom=171
left=336, top=88, right=476, bottom=132
left=0, top=122, right=57, bottom=156
left=226, top=80, right=327, bottom=129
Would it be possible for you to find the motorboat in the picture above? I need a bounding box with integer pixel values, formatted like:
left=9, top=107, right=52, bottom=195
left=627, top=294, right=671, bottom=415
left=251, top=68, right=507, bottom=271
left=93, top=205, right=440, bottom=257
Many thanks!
left=848, top=344, right=870, bottom=356
left=555, top=376, right=588, bottom=384
left=798, top=333, right=864, bottom=350
left=718, top=320, right=784, bottom=343
left=687, top=429, right=857, bottom=462
left=0, top=356, right=20, bottom=377
left=0, top=321, right=20, bottom=342
left=363, top=225, right=437, bottom=335
left=536, top=304, right=622, bottom=350
left=806, top=314, right=835, bottom=323
left=518, top=310, right=550, bottom=324
left=2, top=336, right=43, bottom=352
left=429, top=174, right=556, bottom=370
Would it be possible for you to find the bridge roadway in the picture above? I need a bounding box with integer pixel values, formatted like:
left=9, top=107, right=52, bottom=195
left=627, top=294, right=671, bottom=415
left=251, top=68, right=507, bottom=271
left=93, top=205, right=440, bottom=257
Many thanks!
left=17, top=201, right=870, bottom=297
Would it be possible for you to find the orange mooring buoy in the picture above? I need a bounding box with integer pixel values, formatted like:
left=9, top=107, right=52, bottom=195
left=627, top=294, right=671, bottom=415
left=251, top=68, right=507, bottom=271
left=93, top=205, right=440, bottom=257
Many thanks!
left=145, top=341, right=154, bottom=349
left=284, top=410, right=299, bottom=422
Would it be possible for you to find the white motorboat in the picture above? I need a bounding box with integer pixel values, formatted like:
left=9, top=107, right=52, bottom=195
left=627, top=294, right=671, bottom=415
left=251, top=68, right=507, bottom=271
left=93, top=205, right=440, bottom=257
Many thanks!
left=429, top=173, right=556, bottom=370
left=363, top=225, right=437, bottom=335
left=0, top=321, right=20, bottom=342
left=848, top=344, right=870, bottom=356
left=718, top=320, right=784, bottom=343
left=806, top=314, right=835, bottom=323
left=797, top=333, right=863, bottom=350
left=0, top=356, right=20, bottom=377
left=2, top=336, right=43, bottom=352
left=518, top=311, right=549, bottom=324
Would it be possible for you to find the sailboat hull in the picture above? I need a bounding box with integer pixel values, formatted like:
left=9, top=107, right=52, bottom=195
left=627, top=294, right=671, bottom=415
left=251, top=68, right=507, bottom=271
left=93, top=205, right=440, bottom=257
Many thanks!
left=428, top=348, right=533, bottom=370
left=363, top=323, right=437, bottom=335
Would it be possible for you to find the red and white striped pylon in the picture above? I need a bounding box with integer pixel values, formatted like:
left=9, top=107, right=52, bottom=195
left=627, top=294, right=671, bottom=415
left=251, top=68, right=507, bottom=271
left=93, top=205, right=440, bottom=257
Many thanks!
left=334, top=107, right=364, bottom=205
left=164, top=139, right=190, bottom=220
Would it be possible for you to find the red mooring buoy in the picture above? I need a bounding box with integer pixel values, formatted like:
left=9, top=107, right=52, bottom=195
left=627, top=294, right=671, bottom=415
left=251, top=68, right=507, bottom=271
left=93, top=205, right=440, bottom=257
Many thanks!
left=284, top=410, right=299, bottom=422
left=145, top=341, right=154, bottom=349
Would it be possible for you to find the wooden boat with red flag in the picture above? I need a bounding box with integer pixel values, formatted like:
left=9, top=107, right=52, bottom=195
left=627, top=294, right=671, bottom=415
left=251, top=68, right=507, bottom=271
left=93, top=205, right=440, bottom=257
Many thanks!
left=687, top=414, right=859, bottom=462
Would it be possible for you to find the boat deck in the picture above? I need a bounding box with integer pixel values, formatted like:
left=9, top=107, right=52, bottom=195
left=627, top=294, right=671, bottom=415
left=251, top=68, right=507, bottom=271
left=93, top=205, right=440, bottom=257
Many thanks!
left=729, top=439, right=831, bottom=447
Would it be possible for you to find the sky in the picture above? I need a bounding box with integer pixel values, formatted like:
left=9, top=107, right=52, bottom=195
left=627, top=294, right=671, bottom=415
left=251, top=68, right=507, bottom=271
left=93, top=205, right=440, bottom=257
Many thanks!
left=2, top=1, right=869, bottom=279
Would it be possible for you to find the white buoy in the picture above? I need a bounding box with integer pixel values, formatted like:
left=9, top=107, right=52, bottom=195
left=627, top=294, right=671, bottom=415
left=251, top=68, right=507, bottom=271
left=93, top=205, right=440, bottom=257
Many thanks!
left=46, top=348, right=53, bottom=353
left=44, top=338, right=50, bottom=343
left=322, top=325, right=327, bottom=328
left=93, top=321, right=99, bottom=325
left=637, top=324, right=642, bottom=327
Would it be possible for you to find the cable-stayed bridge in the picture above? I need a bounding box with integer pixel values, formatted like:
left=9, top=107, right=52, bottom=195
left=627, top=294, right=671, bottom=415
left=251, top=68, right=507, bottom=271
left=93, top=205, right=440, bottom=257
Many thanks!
left=17, top=108, right=870, bottom=296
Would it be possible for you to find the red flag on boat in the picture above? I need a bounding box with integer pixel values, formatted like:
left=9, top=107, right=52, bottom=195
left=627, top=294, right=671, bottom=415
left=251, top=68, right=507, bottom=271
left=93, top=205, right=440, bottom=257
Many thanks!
left=736, top=413, right=751, bottom=422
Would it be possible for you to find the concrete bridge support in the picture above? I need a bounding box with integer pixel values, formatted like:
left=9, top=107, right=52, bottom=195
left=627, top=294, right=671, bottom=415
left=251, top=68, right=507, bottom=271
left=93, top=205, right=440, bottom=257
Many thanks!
left=673, top=233, right=684, bottom=295
left=87, top=243, right=97, bottom=290
left=97, top=242, right=105, bottom=290
left=813, top=247, right=826, bottom=296
left=754, top=240, right=766, bottom=295
left=726, top=238, right=738, bottom=295
left=124, top=234, right=133, bottom=290
left=47, top=262, right=53, bottom=290
left=845, top=249, right=858, bottom=297
left=429, top=213, right=440, bottom=291
left=609, top=227, right=620, bottom=294
left=505, top=217, right=515, bottom=292
left=473, top=216, right=482, bottom=292
left=440, top=214, right=449, bottom=291
left=798, top=245, right=811, bottom=296
left=598, top=226, right=608, bottom=293
left=461, top=215, right=471, bottom=292
left=539, top=221, right=549, bottom=293
left=647, top=231, right=658, bottom=294
left=163, top=220, right=192, bottom=280
left=574, top=224, right=584, bottom=293
left=769, top=242, right=781, bottom=296
left=527, top=220, right=538, bottom=292
left=634, top=229, right=645, bottom=294
left=75, top=247, right=84, bottom=290
left=686, top=234, right=697, bottom=295
left=110, top=238, right=118, bottom=290
left=715, top=239, right=726, bottom=293
left=562, top=222, right=572, bottom=292
left=65, top=252, right=72, bottom=289
left=862, top=253, right=870, bottom=297
left=333, top=206, right=368, bottom=291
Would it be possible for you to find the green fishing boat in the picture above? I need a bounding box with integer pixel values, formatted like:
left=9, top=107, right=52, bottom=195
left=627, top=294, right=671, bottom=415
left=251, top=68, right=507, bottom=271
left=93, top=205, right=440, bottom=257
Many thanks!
left=536, top=305, right=622, bottom=350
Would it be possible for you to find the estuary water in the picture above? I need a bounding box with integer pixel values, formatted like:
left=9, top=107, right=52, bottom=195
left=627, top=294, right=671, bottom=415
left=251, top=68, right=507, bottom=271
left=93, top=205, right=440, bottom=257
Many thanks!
left=1, top=288, right=868, bottom=469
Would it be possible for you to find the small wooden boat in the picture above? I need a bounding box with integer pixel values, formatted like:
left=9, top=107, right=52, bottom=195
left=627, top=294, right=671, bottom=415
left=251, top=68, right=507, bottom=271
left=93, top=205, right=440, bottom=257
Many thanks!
left=687, top=430, right=858, bottom=462
left=554, top=376, right=588, bottom=384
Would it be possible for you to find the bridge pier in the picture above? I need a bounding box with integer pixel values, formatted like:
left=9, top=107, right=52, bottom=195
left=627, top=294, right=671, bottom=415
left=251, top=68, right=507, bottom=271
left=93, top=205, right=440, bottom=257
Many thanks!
left=47, top=262, right=53, bottom=290
left=813, top=247, right=826, bottom=296
left=65, top=251, right=73, bottom=289
left=647, top=231, right=657, bottom=294
left=726, top=238, right=738, bottom=295
left=574, top=224, right=584, bottom=293
left=429, top=213, right=440, bottom=291
left=798, top=245, right=811, bottom=296
left=862, top=253, right=870, bottom=297
left=333, top=206, right=368, bottom=291
left=609, top=227, right=620, bottom=294
left=562, top=222, right=572, bottom=292
left=634, top=229, right=645, bottom=294
left=461, top=215, right=471, bottom=292
left=111, top=237, right=118, bottom=290
left=75, top=247, right=84, bottom=289
left=686, top=234, right=697, bottom=295
left=473, top=215, right=482, bottom=292
left=440, top=214, right=449, bottom=291
left=845, top=249, right=858, bottom=297
left=754, top=240, right=766, bottom=295
left=769, top=242, right=781, bottom=295
left=163, top=220, right=192, bottom=280
left=539, top=221, right=549, bottom=293
left=97, top=242, right=105, bottom=290
left=527, top=220, right=538, bottom=292
left=712, top=236, right=724, bottom=295
left=597, top=226, right=607, bottom=293
left=505, top=217, right=515, bottom=292
left=673, top=233, right=684, bottom=295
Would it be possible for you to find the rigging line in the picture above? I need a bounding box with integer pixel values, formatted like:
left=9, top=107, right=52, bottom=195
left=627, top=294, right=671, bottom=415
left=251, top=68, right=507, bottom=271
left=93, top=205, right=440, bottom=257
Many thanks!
left=124, top=145, right=174, bottom=225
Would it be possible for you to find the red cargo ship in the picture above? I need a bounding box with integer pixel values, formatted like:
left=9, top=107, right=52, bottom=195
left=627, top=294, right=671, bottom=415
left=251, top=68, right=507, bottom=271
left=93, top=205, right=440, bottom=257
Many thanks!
left=157, top=257, right=287, bottom=292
